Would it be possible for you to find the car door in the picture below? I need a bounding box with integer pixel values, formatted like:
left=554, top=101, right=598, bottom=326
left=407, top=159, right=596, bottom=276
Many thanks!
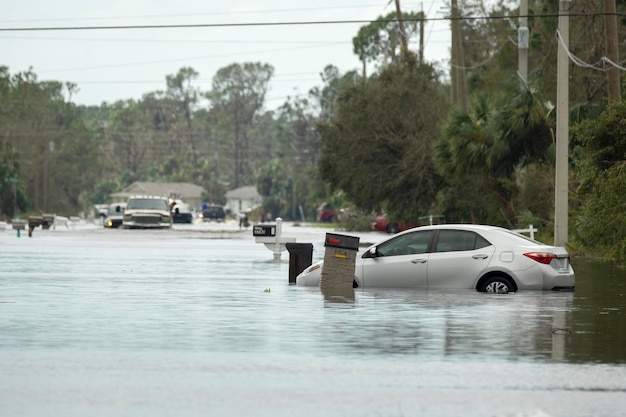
left=360, top=230, right=434, bottom=288
left=426, top=229, right=496, bottom=289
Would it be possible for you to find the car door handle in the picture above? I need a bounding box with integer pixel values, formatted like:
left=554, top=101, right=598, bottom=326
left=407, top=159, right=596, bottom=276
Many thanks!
left=411, top=259, right=427, bottom=264
left=472, top=254, right=489, bottom=259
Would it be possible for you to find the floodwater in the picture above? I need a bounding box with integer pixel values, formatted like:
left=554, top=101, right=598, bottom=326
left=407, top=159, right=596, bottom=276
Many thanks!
left=1, top=221, right=625, bottom=417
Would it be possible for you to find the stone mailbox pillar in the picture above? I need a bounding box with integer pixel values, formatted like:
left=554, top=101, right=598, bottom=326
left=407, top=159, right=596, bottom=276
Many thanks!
left=320, top=233, right=360, bottom=291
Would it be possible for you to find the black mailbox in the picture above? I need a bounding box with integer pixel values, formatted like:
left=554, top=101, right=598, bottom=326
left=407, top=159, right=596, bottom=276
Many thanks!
left=253, top=224, right=276, bottom=237
left=41, top=214, right=54, bottom=230
left=324, top=233, right=360, bottom=251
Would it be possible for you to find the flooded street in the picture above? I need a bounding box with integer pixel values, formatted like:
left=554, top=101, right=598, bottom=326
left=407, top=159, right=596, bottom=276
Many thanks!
left=1, top=222, right=625, bottom=417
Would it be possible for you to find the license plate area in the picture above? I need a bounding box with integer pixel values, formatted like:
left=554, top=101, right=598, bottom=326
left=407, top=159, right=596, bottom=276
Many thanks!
left=556, top=257, right=569, bottom=271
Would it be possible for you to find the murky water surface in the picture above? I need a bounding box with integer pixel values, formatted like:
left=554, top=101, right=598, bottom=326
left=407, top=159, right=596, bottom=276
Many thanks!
left=1, top=223, right=625, bottom=416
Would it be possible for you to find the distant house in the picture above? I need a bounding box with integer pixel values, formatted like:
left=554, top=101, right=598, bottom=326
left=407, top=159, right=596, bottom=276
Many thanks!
left=225, top=185, right=262, bottom=213
left=110, top=182, right=205, bottom=209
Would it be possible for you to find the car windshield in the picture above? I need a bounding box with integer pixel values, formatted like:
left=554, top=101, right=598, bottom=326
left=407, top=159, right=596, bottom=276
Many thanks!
left=376, top=230, right=434, bottom=256
left=127, top=198, right=168, bottom=211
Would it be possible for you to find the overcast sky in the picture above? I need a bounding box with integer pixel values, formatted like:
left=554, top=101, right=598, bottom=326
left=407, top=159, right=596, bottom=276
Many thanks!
left=1, top=1, right=452, bottom=110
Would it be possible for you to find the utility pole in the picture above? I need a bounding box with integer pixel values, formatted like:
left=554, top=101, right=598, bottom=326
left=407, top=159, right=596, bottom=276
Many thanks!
left=394, top=0, right=409, bottom=54
left=419, top=9, right=424, bottom=65
left=450, top=0, right=467, bottom=110
left=554, top=0, right=570, bottom=247
left=518, top=0, right=529, bottom=85
left=604, top=0, right=621, bottom=102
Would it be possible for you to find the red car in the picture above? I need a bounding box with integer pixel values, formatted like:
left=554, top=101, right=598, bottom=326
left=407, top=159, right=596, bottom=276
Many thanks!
left=372, top=215, right=415, bottom=234
left=316, top=203, right=336, bottom=222
left=373, top=214, right=445, bottom=233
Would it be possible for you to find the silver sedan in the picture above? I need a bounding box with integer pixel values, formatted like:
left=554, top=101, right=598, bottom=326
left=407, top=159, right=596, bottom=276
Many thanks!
left=296, top=224, right=575, bottom=293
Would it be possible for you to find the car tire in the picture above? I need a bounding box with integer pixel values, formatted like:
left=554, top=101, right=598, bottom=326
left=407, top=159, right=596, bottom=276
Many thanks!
left=479, top=276, right=515, bottom=294
left=387, top=223, right=400, bottom=234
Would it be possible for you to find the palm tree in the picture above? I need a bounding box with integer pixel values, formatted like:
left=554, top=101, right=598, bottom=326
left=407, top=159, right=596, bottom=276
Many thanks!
left=435, top=82, right=554, bottom=225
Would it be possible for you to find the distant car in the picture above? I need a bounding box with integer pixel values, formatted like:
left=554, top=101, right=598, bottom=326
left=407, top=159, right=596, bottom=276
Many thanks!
left=103, top=203, right=126, bottom=228
left=122, top=196, right=171, bottom=229
left=317, top=203, right=336, bottom=222
left=95, top=204, right=109, bottom=221
left=372, top=214, right=416, bottom=234
left=199, top=205, right=225, bottom=222
left=171, top=200, right=194, bottom=224
left=296, top=224, right=575, bottom=293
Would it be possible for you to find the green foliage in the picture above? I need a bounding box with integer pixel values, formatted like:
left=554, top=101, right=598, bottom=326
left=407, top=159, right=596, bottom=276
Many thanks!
left=317, top=54, right=448, bottom=222
left=573, top=101, right=626, bottom=259
left=352, top=10, right=424, bottom=73
left=0, top=144, right=28, bottom=218
left=336, top=208, right=376, bottom=232
left=0, top=66, right=101, bottom=216
left=208, top=62, right=275, bottom=188
left=309, top=65, right=362, bottom=123
left=436, top=81, right=554, bottom=227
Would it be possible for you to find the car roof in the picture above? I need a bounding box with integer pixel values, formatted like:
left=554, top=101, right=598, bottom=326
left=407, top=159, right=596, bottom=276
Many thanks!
left=128, top=195, right=167, bottom=199
left=411, top=224, right=506, bottom=232
left=383, top=223, right=547, bottom=247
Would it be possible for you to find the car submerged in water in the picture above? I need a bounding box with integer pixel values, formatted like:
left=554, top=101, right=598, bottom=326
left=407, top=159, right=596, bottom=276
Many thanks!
left=170, top=199, right=194, bottom=224
left=199, top=204, right=225, bottom=222
left=296, top=224, right=575, bottom=293
left=103, top=202, right=126, bottom=228
left=122, top=196, right=171, bottom=229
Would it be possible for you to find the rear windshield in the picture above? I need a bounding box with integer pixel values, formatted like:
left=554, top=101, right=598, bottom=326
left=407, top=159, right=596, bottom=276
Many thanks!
left=127, top=198, right=168, bottom=211
left=501, top=230, right=543, bottom=245
left=204, top=206, right=224, bottom=216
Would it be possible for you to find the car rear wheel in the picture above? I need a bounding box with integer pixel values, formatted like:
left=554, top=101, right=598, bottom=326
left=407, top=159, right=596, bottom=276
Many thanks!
left=480, top=276, right=515, bottom=294
left=387, top=223, right=400, bottom=234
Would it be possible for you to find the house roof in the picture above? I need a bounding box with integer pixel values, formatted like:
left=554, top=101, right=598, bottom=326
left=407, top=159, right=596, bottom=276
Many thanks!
left=110, top=181, right=205, bottom=200
left=226, top=185, right=261, bottom=200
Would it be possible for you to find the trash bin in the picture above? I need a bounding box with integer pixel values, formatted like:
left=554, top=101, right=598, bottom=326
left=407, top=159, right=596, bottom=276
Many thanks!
left=286, top=242, right=313, bottom=285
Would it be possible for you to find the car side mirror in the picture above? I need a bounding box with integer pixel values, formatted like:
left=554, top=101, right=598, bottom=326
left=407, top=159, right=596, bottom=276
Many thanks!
left=364, top=247, right=378, bottom=258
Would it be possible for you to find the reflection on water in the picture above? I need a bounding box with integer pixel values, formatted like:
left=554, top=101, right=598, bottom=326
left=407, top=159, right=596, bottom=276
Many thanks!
left=0, top=233, right=624, bottom=366
left=315, top=289, right=577, bottom=362
left=569, top=259, right=626, bottom=363
left=1, top=230, right=626, bottom=417
left=321, top=287, right=355, bottom=304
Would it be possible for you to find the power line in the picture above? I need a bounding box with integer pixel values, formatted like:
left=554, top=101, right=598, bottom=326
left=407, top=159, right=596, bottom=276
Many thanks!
left=0, top=15, right=547, bottom=32
left=1, top=13, right=624, bottom=32
left=556, top=29, right=626, bottom=72
left=0, top=4, right=386, bottom=24
left=36, top=41, right=347, bottom=73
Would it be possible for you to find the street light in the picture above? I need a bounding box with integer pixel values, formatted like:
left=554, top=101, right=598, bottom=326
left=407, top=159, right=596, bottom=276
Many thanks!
left=9, top=177, right=20, bottom=219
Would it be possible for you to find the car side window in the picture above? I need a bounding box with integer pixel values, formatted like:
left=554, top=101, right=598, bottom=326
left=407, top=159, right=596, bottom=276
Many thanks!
left=434, top=230, right=492, bottom=252
left=376, top=231, right=433, bottom=257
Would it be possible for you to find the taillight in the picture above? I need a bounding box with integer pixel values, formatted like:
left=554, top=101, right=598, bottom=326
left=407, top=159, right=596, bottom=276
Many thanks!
left=524, top=252, right=557, bottom=264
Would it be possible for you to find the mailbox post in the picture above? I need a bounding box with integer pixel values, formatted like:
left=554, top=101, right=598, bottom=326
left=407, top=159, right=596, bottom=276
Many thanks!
left=253, top=217, right=296, bottom=260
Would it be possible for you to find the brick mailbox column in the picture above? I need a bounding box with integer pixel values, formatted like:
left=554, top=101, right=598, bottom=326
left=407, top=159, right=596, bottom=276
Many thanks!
left=320, top=233, right=360, bottom=291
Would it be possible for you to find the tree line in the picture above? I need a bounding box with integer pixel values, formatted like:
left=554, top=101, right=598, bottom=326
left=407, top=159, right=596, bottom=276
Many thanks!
left=1, top=0, right=626, bottom=258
